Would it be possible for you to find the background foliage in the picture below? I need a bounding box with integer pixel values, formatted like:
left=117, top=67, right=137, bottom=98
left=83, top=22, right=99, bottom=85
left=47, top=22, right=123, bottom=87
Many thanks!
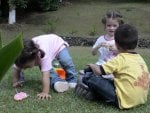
left=8, top=0, right=28, bottom=8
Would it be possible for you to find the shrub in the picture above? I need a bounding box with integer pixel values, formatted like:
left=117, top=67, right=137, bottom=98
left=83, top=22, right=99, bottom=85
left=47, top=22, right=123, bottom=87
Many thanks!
left=89, top=25, right=97, bottom=36
left=37, top=0, right=60, bottom=11
left=8, top=0, right=28, bottom=8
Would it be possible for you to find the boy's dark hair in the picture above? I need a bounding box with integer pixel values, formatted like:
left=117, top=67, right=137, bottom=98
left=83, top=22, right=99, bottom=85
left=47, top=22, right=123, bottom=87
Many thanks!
left=15, top=39, right=45, bottom=68
left=102, top=10, right=124, bottom=25
left=114, top=24, right=138, bottom=50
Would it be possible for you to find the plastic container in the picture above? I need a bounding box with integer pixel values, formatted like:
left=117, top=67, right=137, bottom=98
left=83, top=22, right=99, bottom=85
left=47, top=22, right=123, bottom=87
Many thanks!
left=55, top=68, right=66, bottom=79
left=52, top=59, right=66, bottom=79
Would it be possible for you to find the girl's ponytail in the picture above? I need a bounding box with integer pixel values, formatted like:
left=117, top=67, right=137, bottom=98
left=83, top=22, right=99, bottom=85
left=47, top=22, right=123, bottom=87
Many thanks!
left=101, top=10, right=124, bottom=25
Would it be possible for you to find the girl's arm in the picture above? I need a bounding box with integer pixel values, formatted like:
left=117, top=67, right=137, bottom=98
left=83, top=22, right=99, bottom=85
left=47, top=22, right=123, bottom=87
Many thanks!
left=12, top=67, right=22, bottom=87
left=92, top=45, right=101, bottom=55
left=37, top=71, right=51, bottom=99
left=42, top=71, right=50, bottom=93
left=92, top=42, right=108, bottom=55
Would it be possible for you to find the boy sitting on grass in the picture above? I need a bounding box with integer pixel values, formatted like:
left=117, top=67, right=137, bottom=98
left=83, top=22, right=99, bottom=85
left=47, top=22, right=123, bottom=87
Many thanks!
left=75, top=24, right=150, bottom=109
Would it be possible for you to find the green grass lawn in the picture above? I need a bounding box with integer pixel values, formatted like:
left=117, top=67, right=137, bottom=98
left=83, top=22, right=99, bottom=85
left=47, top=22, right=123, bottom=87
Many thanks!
left=0, top=47, right=150, bottom=113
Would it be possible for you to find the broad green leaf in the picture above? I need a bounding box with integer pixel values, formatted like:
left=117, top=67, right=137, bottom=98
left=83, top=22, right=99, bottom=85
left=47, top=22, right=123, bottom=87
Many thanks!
left=0, top=34, right=23, bottom=81
left=0, top=32, right=2, bottom=48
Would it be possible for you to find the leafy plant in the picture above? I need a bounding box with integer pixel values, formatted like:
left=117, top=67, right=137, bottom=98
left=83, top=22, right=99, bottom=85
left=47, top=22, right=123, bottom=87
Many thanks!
left=50, top=0, right=60, bottom=11
left=38, top=0, right=52, bottom=11
left=0, top=34, right=23, bottom=81
left=0, top=32, right=2, bottom=48
left=8, top=0, right=28, bottom=8
left=70, top=29, right=78, bottom=36
left=89, top=25, right=97, bottom=36
left=38, top=0, right=60, bottom=11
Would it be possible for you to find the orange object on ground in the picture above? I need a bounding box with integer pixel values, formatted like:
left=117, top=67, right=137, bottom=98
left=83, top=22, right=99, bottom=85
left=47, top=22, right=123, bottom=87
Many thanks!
left=55, top=68, right=66, bottom=79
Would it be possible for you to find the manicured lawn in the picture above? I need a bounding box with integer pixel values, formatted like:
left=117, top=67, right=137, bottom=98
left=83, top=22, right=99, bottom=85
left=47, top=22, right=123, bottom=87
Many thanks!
left=0, top=47, right=150, bottom=113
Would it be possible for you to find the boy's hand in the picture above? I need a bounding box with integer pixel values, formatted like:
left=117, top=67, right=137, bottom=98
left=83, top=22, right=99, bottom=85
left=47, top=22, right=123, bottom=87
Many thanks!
left=87, top=64, right=101, bottom=76
left=37, top=92, right=51, bottom=100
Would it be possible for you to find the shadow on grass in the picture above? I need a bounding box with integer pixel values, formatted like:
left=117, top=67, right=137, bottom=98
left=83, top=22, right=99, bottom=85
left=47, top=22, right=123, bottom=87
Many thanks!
left=23, top=79, right=42, bottom=92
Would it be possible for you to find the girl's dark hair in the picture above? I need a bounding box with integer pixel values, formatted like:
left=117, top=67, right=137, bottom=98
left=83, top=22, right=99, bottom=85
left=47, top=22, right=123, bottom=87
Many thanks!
left=102, top=10, right=124, bottom=25
left=114, top=24, right=138, bottom=50
left=15, top=39, right=45, bottom=68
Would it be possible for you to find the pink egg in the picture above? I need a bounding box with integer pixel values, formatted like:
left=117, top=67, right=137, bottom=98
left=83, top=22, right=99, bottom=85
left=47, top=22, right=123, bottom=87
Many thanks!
left=14, top=92, right=28, bottom=101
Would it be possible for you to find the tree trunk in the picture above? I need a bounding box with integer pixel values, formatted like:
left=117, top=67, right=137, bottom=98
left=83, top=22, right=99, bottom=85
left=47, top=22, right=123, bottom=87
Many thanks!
left=8, top=5, right=16, bottom=24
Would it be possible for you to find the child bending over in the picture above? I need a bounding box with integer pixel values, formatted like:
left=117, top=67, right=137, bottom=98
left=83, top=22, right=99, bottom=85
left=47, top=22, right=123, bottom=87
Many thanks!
left=12, top=34, right=77, bottom=100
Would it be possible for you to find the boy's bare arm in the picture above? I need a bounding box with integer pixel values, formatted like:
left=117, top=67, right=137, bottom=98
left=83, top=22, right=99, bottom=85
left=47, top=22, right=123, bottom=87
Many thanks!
left=87, top=64, right=102, bottom=76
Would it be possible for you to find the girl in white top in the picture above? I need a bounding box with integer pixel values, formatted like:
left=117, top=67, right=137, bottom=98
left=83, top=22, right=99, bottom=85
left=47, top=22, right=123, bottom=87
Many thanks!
left=92, top=11, right=124, bottom=79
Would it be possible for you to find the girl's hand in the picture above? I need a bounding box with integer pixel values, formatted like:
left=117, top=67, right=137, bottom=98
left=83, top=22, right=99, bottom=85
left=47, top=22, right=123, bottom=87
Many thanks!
left=37, top=92, right=51, bottom=100
left=97, top=42, right=109, bottom=48
left=101, top=42, right=109, bottom=47
left=87, top=64, right=101, bottom=76
left=109, top=45, right=117, bottom=51
left=109, top=45, right=118, bottom=55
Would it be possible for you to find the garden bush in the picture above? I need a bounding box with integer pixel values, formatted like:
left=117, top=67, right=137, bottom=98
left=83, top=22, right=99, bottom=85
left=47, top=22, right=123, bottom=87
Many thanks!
left=27, top=0, right=60, bottom=11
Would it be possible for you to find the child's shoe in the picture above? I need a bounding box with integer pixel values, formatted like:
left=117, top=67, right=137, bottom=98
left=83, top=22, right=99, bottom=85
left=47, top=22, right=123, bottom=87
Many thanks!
left=68, top=82, right=77, bottom=88
left=74, top=83, right=94, bottom=100
left=102, top=74, right=114, bottom=80
left=78, top=72, right=89, bottom=88
left=78, top=70, right=84, bottom=75
left=54, top=81, right=69, bottom=92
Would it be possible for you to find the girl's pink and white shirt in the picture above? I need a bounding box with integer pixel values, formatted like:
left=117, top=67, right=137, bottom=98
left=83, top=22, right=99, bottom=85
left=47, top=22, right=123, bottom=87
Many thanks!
left=13, top=34, right=69, bottom=72
left=32, top=34, right=69, bottom=72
